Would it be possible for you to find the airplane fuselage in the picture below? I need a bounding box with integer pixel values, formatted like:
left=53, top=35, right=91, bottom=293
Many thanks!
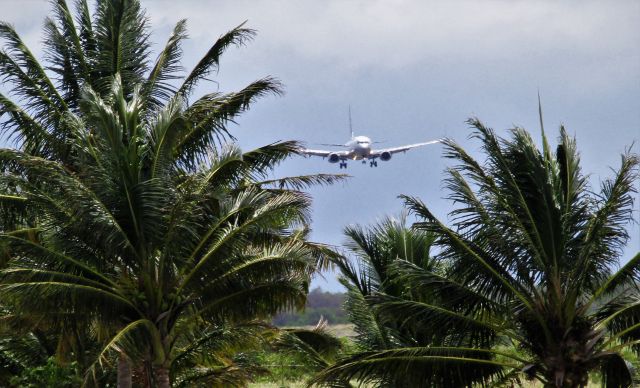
left=345, top=135, right=372, bottom=160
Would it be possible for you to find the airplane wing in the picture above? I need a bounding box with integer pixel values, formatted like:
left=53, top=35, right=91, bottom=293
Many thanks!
left=370, top=139, right=441, bottom=158
left=299, top=148, right=351, bottom=158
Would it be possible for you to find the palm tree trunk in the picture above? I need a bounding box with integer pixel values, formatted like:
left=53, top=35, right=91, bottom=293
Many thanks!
left=154, top=365, right=170, bottom=388
left=117, top=352, right=132, bottom=388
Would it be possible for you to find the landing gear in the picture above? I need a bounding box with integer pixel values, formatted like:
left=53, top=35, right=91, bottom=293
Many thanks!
left=339, top=162, right=348, bottom=169
left=369, top=160, right=378, bottom=167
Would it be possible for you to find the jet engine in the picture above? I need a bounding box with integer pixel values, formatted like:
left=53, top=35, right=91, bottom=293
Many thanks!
left=379, top=152, right=392, bottom=161
left=328, top=153, right=340, bottom=163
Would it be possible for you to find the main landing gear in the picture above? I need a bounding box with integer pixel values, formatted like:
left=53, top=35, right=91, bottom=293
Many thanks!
left=339, top=162, right=348, bottom=169
left=361, top=159, right=378, bottom=167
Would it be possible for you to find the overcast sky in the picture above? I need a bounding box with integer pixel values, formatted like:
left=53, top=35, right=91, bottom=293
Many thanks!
left=2, top=0, right=639, bottom=291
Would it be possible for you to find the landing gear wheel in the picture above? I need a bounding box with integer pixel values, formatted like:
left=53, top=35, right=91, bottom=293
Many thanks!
left=370, top=161, right=378, bottom=167
left=339, top=162, right=347, bottom=169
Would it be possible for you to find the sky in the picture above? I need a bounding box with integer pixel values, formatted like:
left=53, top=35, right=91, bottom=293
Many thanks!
left=2, top=0, right=639, bottom=291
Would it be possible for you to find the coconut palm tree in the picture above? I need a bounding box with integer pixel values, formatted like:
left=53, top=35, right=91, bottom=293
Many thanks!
left=314, top=120, right=639, bottom=387
left=0, top=1, right=343, bottom=386
left=0, top=73, right=338, bottom=387
left=312, top=216, right=503, bottom=387
left=334, top=214, right=437, bottom=357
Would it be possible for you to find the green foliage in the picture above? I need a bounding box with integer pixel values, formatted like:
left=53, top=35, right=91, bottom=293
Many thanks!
left=9, top=357, right=82, bottom=388
left=252, top=329, right=356, bottom=387
left=254, top=347, right=314, bottom=385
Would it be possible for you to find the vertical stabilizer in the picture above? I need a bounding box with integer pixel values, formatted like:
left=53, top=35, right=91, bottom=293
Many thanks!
left=348, top=105, right=354, bottom=139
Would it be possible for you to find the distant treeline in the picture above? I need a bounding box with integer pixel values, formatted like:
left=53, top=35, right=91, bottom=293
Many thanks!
left=273, top=287, right=348, bottom=326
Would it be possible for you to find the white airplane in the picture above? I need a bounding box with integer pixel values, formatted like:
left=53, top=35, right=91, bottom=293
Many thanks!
left=300, top=109, right=441, bottom=169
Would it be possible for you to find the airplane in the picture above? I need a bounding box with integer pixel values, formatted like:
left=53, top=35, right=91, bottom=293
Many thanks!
left=300, top=108, right=441, bottom=169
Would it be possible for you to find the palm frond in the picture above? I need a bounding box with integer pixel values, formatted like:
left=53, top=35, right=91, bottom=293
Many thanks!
left=242, top=141, right=301, bottom=179
left=369, top=294, right=500, bottom=348
left=0, top=234, right=116, bottom=286
left=83, top=319, right=158, bottom=384
left=340, top=280, right=395, bottom=351
left=473, top=120, right=556, bottom=275
left=195, top=241, right=313, bottom=296
left=174, top=362, right=267, bottom=388
left=276, top=318, right=343, bottom=370
left=402, top=194, right=532, bottom=309
left=599, top=352, right=634, bottom=388
left=0, top=92, right=65, bottom=158
left=594, top=252, right=640, bottom=304
left=255, top=173, right=349, bottom=191
left=147, top=95, right=186, bottom=178
left=45, top=0, right=91, bottom=108
left=311, top=347, right=516, bottom=388
left=0, top=281, right=137, bottom=318
left=0, top=22, right=68, bottom=112
left=42, top=18, right=83, bottom=110
left=0, top=332, right=50, bottom=377
left=182, top=189, right=311, bottom=286
left=577, top=152, right=638, bottom=294
left=0, top=149, right=141, bottom=263
left=389, top=260, right=504, bottom=320
left=195, top=278, right=309, bottom=323
left=144, top=19, right=187, bottom=109
left=177, top=78, right=283, bottom=169
left=178, top=23, right=255, bottom=97
left=92, top=0, right=150, bottom=97
left=74, top=0, right=96, bottom=62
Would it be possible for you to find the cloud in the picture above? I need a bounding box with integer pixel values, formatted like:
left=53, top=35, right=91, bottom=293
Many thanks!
left=142, top=0, right=639, bottom=71
left=1, top=1, right=49, bottom=51
left=3, top=0, right=637, bottom=94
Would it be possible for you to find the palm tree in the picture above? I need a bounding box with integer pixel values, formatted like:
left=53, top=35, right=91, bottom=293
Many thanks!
left=0, top=1, right=343, bottom=386
left=335, top=214, right=437, bottom=357
left=313, top=215, right=502, bottom=387
left=315, top=120, right=639, bottom=387
left=0, top=74, right=338, bottom=387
